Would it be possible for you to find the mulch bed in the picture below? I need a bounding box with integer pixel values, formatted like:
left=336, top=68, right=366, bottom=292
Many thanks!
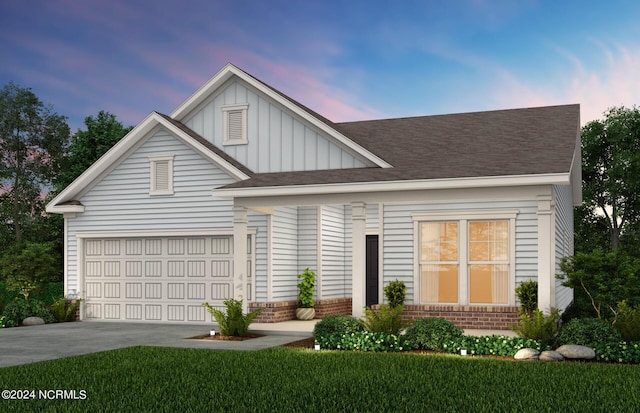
left=188, top=333, right=264, bottom=341
left=281, top=337, right=315, bottom=348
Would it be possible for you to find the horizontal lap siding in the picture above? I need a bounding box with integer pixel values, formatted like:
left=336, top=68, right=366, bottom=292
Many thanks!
left=321, top=205, right=348, bottom=299
left=383, top=199, right=538, bottom=304
left=271, top=206, right=298, bottom=300
left=66, top=130, right=239, bottom=292
left=298, top=206, right=318, bottom=286
left=184, top=80, right=370, bottom=173
left=554, top=185, right=574, bottom=310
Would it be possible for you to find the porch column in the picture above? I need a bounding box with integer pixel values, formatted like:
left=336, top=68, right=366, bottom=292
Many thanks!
left=233, top=205, right=248, bottom=310
left=536, top=195, right=555, bottom=313
left=351, top=202, right=366, bottom=318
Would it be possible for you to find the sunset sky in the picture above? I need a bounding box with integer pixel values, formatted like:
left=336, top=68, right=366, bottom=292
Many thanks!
left=2, top=0, right=639, bottom=132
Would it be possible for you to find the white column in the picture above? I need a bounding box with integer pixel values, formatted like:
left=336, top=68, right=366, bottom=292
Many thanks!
left=233, top=205, right=248, bottom=310
left=351, top=202, right=366, bottom=318
left=537, top=195, right=555, bottom=313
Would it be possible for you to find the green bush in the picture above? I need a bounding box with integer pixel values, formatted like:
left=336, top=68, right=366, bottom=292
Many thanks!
left=615, top=301, right=640, bottom=342
left=442, top=335, right=550, bottom=357
left=593, top=341, right=640, bottom=364
left=297, top=268, right=316, bottom=308
left=49, top=297, right=82, bottom=322
left=561, top=287, right=597, bottom=323
left=361, top=304, right=407, bottom=335
left=316, top=330, right=407, bottom=352
left=384, top=279, right=406, bottom=308
left=202, top=299, right=263, bottom=337
left=313, top=314, right=364, bottom=341
left=555, top=317, right=621, bottom=347
left=2, top=297, right=54, bottom=326
left=0, top=281, right=63, bottom=306
left=0, top=242, right=59, bottom=299
left=511, top=309, right=560, bottom=346
left=404, top=317, right=463, bottom=351
left=515, top=280, right=537, bottom=316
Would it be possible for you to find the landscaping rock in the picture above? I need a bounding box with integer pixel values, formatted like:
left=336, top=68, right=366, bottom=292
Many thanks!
left=539, top=350, right=564, bottom=361
left=555, top=344, right=595, bottom=360
left=22, top=317, right=45, bottom=326
left=514, top=348, right=540, bottom=360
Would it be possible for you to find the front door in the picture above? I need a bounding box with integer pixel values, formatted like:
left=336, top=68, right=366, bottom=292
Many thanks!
left=365, top=235, right=379, bottom=307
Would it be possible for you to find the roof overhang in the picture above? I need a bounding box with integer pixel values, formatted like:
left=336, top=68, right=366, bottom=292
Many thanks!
left=47, top=112, right=251, bottom=214
left=170, top=63, right=392, bottom=169
left=214, top=172, right=572, bottom=200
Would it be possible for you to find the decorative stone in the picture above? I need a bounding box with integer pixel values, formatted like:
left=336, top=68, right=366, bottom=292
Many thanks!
left=514, top=348, right=540, bottom=360
left=539, top=350, right=564, bottom=361
left=555, top=344, right=596, bottom=360
left=22, top=317, right=45, bottom=326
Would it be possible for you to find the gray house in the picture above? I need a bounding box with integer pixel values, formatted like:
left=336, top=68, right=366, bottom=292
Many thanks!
left=47, top=64, right=581, bottom=329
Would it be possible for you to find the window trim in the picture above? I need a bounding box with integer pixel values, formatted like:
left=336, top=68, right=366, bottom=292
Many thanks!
left=149, top=155, right=174, bottom=196
left=412, top=210, right=518, bottom=306
left=222, top=103, right=249, bottom=146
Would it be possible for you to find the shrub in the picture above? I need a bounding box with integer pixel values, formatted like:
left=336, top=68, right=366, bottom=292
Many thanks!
left=555, top=317, right=621, bottom=347
left=511, top=309, right=560, bottom=346
left=2, top=297, right=54, bottom=326
left=0, top=242, right=59, bottom=299
left=515, top=280, right=537, bottom=316
left=361, top=304, right=407, bottom=335
left=561, top=287, right=597, bottom=323
left=316, top=330, right=407, bottom=352
left=297, top=268, right=316, bottom=308
left=404, top=317, right=463, bottom=351
left=49, top=297, right=82, bottom=322
left=202, top=299, right=263, bottom=337
left=384, top=279, right=406, bottom=308
left=558, top=249, right=640, bottom=319
left=313, top=314, right=364, bottom=341
left=592, top=341, right=640, bottom=364
left=442, top=335, right=550, bottom=357
left=613, top=301, right=640, bottom=342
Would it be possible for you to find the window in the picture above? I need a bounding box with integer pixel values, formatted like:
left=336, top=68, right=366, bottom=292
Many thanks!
left=416, top=212, right=516, bottom=305
left=222, top=104, right=248, bottom=145
left=149, top=155, right=174, bottom=195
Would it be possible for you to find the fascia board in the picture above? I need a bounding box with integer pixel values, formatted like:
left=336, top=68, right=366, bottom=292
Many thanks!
left=46, top=112, right=250, bottom=214
left=46, top=204, right=85, bottom=214
left=46, top=112, right=159, bottom=212
left=214, top=173, right=571, bottom=199
left=170, top=64, right=392, bottom=169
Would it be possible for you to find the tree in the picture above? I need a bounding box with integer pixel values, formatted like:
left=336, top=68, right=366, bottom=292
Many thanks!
left=580, top=106, right=640, bottom=250
left=0, top=82, right=70, bottom=243
left=0, top=242, right=58, bottom=299
left=55, top=111, right=132, bottom=191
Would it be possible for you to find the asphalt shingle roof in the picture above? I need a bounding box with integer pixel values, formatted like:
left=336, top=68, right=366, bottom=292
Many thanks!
left=221, top=104, right=580, bottom=189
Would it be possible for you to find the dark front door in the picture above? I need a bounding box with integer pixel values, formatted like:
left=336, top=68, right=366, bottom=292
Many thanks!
left=366, top=235, right=379, bottom=307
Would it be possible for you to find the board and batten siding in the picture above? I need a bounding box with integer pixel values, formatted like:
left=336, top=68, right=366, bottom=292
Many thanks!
left=270, top=206, right=299, bottom=300
left=183, top=80, right=371, bottom=173
left=64, top=129, right=242, bottom=294
left=382, top=199, right=539, bottom=304
left=553, top=184, right=574, bottom=310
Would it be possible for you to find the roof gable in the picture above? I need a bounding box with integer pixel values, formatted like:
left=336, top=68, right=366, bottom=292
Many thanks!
left=170, top=63, right=391, bottom=170
left=46, top=112, right=251, bottom=213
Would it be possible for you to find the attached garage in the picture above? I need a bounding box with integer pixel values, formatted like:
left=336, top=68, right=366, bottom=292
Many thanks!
left=79, top=235, right=253, bottom=323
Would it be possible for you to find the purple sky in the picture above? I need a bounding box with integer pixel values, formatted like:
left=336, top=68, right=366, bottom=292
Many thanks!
left=2, top=0, right=640, bottom=132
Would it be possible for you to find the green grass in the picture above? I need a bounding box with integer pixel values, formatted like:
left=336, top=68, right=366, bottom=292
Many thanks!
left=1, top=346, right=639, bottom=412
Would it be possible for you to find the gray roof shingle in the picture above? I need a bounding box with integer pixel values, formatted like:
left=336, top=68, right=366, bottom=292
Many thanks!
left=221, top=104, right=580, bottom=189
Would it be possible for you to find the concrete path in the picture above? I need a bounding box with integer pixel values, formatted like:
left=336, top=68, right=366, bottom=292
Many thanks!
left=0, top=321, right=314, bottom=368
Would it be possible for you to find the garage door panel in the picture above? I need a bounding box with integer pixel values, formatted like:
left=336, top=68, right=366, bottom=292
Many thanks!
left=83, top=236, right=250, bottom=323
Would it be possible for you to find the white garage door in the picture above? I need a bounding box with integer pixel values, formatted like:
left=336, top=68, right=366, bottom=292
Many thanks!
left=81, top=235, right=253, bottom=323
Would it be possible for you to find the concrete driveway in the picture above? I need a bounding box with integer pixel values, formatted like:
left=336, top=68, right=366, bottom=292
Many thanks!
left=0, top=321, right=312, bottom=368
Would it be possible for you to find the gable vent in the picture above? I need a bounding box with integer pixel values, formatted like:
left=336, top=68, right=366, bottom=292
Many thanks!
left=222, top=104, right=249, bottom=145
left=149, top=155, right=174, bottom=195
left=154, top=160, right=170, bottom=191
left=227, top=109, right=244, bottom=141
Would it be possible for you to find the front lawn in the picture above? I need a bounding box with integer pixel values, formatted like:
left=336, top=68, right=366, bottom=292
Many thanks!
left=1, top=346, right=639, bottom=412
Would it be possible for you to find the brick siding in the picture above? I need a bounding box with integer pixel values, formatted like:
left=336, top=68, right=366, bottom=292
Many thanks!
left=249, top=298, right=352, bottom=323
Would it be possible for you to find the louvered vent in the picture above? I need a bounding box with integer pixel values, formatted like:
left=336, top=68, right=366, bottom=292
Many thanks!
left=154, top=160, right=169, bottom=191
left=227, top=109, right=244, bottom=141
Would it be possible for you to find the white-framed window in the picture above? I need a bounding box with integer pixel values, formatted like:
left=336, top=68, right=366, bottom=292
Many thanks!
left=149, top=155, right=174, bottom=195
left=222, top=104, right=248, bottom=145
left=413, top=211, right=517, bottom=306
